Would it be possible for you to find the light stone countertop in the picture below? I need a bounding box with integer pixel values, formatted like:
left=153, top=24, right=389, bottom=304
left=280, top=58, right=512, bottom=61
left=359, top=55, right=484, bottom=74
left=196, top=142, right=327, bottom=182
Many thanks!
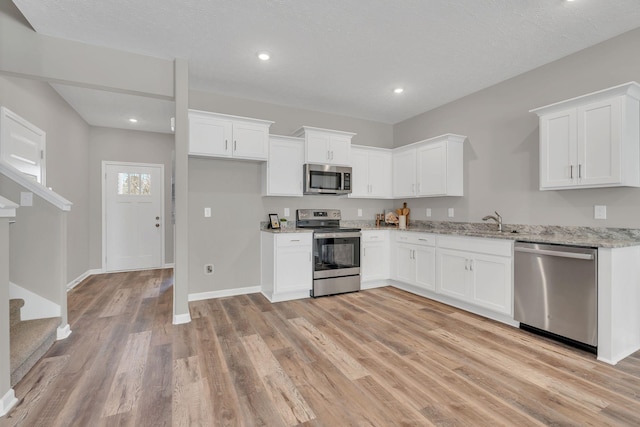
left=260, top=220, right=640, bottom=248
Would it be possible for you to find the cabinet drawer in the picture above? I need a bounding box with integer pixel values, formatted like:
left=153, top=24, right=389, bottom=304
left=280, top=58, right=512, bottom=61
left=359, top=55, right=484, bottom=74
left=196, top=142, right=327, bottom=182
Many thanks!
left=362, top=230, right=388, bottom=242
left=395, top=232, right=436, bottom=246
left=276, top=233, right=312, bottom=247
left=437, top=235, right=512, bottom=257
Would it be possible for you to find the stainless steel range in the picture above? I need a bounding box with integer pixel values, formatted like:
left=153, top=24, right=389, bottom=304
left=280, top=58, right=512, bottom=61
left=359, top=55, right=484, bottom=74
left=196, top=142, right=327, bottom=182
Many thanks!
left=296, top=209, right=361, bottom=297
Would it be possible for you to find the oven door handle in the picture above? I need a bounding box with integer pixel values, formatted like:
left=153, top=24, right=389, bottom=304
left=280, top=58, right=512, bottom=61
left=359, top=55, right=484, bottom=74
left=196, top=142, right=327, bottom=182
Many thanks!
left=314, top=232, right=362, bottom=239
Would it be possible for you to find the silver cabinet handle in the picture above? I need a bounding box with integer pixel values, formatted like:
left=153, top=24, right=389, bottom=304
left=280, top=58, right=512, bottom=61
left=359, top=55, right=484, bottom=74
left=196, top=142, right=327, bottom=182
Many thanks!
left=309, top=252, right=311, bottom=262
left=469, top=260, right=473, bottom=271
left=465, top=259, right=469, bottom=270
left=290, top=239, right=300, bottom=242
left=570, top=164, right=573, bottom=179
left=234, top=140, right=237, bottom=151
left=417, top=183, right=421, bottom=193
left=579, top=164, right=582, bottom=178
left=363, top=248, right=367, bottom=257
left=418, top=238, right=428, bottom=241
left=327, top=151, right=330, bottom=160
left=411, top=184, right=415, bottom=193
left=370, top=236, right=379, bottom=239
left=225, top=140, right=228, bottom=150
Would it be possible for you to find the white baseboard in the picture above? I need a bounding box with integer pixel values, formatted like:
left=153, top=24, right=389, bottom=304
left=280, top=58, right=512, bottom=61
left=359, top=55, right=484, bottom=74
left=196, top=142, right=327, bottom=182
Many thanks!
left=188, top=286, right=261, bottom=302
left=56, top=323, right=72, bottom=340
left=0, top=388, right=18, bottom=417
left=163, top=263, right=175, bottom=268
left=361, top=280, right=392, bottom=290
left=173, top=312, right=191, bottom=325
left=67, top=269, right=102, bottom=291
left=9, top=282, right=61, bottom=320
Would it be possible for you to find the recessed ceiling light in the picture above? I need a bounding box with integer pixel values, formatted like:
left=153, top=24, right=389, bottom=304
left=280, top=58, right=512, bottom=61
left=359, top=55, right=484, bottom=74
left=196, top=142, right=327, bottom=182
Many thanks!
left=258, top=52, right=270, bottom=61
left=393, top=88, right=404, bottom=94
left=128, top=118, right=138, bottom=123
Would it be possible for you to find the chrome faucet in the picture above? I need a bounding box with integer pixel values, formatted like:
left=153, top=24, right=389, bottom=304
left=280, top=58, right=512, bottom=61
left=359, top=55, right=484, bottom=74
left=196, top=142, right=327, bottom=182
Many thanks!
left=482, top=211, right=503, bottom=232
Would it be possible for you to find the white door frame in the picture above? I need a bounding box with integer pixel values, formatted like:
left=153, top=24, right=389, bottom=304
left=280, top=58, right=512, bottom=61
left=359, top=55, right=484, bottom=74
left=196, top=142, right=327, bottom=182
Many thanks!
left=102, top=160, right=165, bottom=272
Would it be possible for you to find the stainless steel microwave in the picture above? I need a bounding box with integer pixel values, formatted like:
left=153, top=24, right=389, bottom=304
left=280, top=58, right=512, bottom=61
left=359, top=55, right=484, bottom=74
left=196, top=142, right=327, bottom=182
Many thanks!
left=303, top=164, right=352, bottom=195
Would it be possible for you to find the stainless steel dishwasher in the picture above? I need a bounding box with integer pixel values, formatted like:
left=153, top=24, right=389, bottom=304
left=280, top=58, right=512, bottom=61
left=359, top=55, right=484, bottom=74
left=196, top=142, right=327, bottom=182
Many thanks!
left=514, top=242, right=597, bottom=349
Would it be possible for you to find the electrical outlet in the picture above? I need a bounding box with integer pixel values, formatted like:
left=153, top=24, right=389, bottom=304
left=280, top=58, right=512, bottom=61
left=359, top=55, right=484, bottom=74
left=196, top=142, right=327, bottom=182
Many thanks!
left=448, top=208, right=455, bottom=218
left=594, top=205, right=607, bottom=220
left=284, top=207, right=290, bottom=217
left=204, top=207, right=211, bottom=217
left=357, top=208, right=363, bottom=217
left=426, top=208, right=432, bottom=217
left=204, top=264, right=214, bottom=275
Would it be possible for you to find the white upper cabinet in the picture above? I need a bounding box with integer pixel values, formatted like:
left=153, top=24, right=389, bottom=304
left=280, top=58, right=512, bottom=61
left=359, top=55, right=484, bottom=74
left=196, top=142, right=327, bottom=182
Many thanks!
left=392, top=134, right=465, bottom=198
left=188, top=110, right=273, bottom=161
left=263, top=135, right=305, bottom=197
left=293, top=126, right=355, bottom=166
left=532, top=82, right=640, bottom=190
left=349, top=145, right=392, bottom=199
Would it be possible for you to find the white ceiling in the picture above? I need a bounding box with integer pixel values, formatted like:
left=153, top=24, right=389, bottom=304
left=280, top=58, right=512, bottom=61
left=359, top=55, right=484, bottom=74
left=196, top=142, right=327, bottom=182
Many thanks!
left=12, top=0, right=640, bottom=127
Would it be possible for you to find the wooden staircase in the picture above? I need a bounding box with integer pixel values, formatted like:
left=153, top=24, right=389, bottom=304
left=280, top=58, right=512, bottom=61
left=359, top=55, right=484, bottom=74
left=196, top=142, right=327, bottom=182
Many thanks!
left=9, top=299, right=60, bottom=386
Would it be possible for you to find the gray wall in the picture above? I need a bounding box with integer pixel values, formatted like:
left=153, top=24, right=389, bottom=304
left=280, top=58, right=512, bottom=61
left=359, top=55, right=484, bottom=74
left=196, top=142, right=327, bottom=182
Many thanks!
left=89, top=127, right=175, bottom=269
left=0, top=75, right=90, bottom=282
left=393, top=27, right=640, bottom=228
left=187, top=94, right=394, bottom=294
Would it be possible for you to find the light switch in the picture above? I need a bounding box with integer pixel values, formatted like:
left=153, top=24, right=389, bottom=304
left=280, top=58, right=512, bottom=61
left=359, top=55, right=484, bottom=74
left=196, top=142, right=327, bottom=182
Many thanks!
left=426, top=208, right=432, bottom=217
left=594, top=205, right=607, bottom=220
left=284, top=207, right=290, bottom=217
left=448, top=208, right=454, bottom=218
left=357, top=208, right=362, bottom=217
left=20, top=192, right=33, bottom=207
left=204, top=207, right=211, bottom=218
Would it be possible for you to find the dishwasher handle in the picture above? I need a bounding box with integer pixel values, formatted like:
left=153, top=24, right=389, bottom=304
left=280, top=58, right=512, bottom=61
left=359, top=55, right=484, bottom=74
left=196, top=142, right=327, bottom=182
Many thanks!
left=515, top=246, right=594, bottom=260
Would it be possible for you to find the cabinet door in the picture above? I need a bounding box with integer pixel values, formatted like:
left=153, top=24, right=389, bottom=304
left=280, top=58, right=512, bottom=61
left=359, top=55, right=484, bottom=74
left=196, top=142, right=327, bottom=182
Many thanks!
left=437, top=249, right=468, bottom=300
left=539, top=109, right=577, bottom=189
left=368, top=150, right=392, bottom=198
left=393, top=149, right=416, bottom=197
left=232, top=121, right=269, bottom=160
left=329, top=136, right=351, bottom=165
left=266, top=137, right=304, bottom=196
left=414, top=245, right=436, bottom=291
left=469, top=253, right=512, bottom=315
left=362, top=242, right=389, bottom=281
left=577, top=97, right=622, bottom=186
left=306, top=132, right=331, bottom=163
left=276, top=246, right=312, bottom=293
left=189, top=115, right=232, bottom=157
left=349, top=148, right=370, bottom=197
left=395, top=243, right=415, bottom=284
left=417, top=142, right=446, bottom=196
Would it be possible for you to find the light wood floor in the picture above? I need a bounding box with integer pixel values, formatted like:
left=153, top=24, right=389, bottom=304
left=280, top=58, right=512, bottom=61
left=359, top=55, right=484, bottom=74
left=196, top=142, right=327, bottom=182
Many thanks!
left=3, top=269, right=640, bottom=426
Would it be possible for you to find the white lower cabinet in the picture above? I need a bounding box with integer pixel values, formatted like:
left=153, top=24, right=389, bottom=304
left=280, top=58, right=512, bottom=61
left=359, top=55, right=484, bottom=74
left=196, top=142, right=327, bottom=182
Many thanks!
left=361, top=230, right=390, bottom=285
left=436, top=236, right=513, bottom=316
left=261, top=232, right=313, bottom=302
left=393, top=232, right=436, bottom=291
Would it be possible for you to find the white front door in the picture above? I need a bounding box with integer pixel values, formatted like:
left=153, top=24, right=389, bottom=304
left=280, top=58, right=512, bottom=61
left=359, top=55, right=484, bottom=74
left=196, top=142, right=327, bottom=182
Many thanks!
left=0, top=107, right=46, bottom=184
left=104, top=162, right=164, bottom=272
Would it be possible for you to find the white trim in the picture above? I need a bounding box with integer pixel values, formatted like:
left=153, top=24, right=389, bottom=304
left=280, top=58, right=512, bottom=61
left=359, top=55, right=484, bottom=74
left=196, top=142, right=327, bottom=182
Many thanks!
left=66, top=269, right=102, bottom=291
left=189, top=286, right=261, bottom=302
left=0, top=161, right=72, bottom=211
left=390, top=280, right=519, bottom=327
left=163, top=263, right=175, bottom=268
left=0, top=388, right=18, bottom=417
left=9, top=282, right=61, bottom=320
left=102, top=161, right=165, bottom=272
left=173, top=313, right=191, bottom=325
left=56, top=324, right=71, bottom=340
left=0, top=106, right=46, bottom=186
left=0, top=195, right=18, bottom=217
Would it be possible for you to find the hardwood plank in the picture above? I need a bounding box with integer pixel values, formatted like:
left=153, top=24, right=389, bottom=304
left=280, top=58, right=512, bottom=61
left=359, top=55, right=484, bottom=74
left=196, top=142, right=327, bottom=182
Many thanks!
left=241, top=334, right=316, bottom=425
left=102, top=330, right=152, bottom=417
left=5, top=274, right=640, bottom=427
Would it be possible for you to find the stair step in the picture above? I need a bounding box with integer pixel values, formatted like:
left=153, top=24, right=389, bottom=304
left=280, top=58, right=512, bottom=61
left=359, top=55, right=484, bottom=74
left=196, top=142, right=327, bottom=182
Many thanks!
left=9, top=299, right=25, bottom=328
left=10, top=317, right=60, bottom=386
